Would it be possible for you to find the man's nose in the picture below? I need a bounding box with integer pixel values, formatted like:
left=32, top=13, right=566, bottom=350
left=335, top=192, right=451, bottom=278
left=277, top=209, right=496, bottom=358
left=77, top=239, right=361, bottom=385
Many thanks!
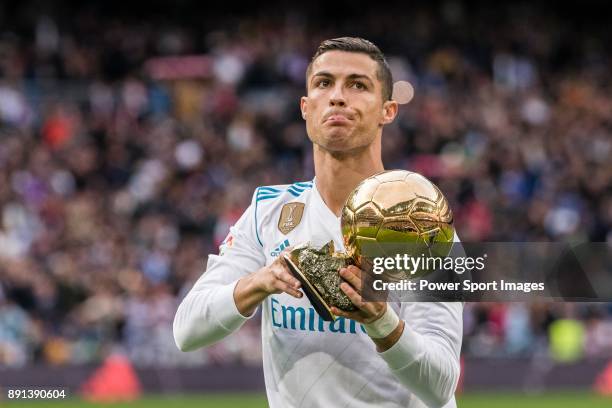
left=329, top=85, right=346, bottom=107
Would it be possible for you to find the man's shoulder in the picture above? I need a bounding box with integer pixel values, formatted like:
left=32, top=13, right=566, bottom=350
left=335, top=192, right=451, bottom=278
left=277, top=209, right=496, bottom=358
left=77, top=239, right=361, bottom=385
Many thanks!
left=253, top=181, right=314, bottom=208
left=248, top=181, right=314, bottom=248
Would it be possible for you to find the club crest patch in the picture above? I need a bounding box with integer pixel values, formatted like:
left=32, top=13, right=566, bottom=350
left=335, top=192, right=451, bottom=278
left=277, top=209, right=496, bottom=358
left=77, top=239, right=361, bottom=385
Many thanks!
left=278, top=202, right=305, bottom=235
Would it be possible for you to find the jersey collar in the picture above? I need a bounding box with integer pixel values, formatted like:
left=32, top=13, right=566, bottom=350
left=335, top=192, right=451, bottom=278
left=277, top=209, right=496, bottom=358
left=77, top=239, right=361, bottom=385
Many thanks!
left=309, top=177, right=346, bottom=250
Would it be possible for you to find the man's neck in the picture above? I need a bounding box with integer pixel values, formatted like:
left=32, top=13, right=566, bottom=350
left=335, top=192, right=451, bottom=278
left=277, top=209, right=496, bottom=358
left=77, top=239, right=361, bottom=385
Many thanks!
left=313, top=140, right=384, bottom=216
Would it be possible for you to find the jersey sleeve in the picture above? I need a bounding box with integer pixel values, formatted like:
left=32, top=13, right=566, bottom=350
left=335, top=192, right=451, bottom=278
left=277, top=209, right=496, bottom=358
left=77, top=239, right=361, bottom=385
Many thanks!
left=378, top=232, right=464, bottom=408
left=379, top=302, right=462, bottom=408
left=173, top=190, right=267, bottom=352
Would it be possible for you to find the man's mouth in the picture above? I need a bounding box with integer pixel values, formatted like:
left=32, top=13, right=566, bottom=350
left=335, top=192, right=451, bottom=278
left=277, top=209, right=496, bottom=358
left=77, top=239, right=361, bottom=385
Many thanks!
left=324, top=114, right=352, bottom=125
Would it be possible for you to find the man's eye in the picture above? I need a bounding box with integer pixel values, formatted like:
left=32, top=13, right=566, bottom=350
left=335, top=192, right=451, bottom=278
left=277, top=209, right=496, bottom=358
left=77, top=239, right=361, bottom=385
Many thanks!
left=318, top=79, right=330, bottom=88
left=351, top=82, right=366, bottom=90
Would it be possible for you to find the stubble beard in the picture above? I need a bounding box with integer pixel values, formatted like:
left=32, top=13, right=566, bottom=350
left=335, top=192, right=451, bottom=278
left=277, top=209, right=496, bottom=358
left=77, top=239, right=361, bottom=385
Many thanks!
left=312, top=130, right=374, bottom=160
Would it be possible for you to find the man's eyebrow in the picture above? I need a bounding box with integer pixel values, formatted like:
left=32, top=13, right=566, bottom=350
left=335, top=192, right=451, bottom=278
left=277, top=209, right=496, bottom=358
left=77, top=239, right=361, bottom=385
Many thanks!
left=311, top=71, right=334, bottom=79
left=311, top=72, right=374, bottom=84
left=346, top=73, right=374, bottom=84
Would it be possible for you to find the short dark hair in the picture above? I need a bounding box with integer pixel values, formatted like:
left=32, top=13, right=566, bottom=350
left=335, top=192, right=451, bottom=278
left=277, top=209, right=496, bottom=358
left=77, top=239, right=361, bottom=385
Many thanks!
left=306, top=37, right=393, bottom=101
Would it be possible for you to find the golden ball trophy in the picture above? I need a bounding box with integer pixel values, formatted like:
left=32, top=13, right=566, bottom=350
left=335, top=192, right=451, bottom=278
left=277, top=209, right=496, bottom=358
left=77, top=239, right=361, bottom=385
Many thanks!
left=283, top=170, right=454, bottom=321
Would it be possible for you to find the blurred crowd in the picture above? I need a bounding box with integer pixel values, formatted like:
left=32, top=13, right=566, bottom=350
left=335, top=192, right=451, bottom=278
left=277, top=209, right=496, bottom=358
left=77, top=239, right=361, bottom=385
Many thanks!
left=0, top=1, right=611, bottom=367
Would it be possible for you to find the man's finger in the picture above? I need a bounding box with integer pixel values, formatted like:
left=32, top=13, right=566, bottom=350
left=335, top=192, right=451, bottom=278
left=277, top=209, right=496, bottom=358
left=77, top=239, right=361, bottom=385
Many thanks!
left=348, top=265, right=362, bottom=279
left=272, top=264, right=301, bottom=289
left=275, top=281, right=303, bottom=299
left=340, top=266, right=362, bottom=294
left=280, top=269, right=301, bottom=289
left=340, top=281, right=364, bottom=309
left=330, top=306, right=352, bottom=319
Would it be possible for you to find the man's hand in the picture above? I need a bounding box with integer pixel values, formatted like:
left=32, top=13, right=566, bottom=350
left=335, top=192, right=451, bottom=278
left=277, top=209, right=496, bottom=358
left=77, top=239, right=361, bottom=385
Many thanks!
left=234, top=252, right=302, bottom=316
left=330, top=265, right=386, bottom=323
left=330, top=265, right=404, bottom=352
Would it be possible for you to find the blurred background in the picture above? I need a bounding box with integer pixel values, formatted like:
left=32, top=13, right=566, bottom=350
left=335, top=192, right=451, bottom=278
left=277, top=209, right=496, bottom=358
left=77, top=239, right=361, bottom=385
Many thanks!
left=0, top=0, right=611, bottom=405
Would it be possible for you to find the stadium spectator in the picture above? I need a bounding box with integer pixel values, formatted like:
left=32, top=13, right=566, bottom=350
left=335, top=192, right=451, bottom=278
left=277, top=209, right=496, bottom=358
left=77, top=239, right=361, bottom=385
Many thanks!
left=0, top=1, right=610, bottom=366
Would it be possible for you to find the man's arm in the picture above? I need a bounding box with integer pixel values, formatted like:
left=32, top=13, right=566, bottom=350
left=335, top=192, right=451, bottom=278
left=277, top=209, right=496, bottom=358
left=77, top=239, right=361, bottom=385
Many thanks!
left=172, top=224, right=264, bottom=352
left=371, top=319, right=405, bottom=352
left=378, top=302, right=462, bottom=408
left=233, top=256, right=302, bottom=316
left=331, top=265, right=462, bottom=408
left=173, top=250, right=303, bottom=352
left=173, top=194, right=303, bottom=352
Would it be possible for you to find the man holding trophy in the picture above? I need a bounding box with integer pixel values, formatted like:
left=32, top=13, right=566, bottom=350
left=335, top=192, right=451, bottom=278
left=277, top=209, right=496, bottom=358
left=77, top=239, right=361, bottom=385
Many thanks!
left=174, top=37, right=463, bottom=408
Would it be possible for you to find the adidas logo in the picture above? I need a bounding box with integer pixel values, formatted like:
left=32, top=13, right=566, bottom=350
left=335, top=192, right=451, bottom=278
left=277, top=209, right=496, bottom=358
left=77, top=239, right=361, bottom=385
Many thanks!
left=270, top=239, right=290, bottom=257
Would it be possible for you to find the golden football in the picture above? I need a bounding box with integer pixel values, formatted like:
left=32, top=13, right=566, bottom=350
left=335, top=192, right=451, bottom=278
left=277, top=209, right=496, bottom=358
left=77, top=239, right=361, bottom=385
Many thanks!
left=341, top=170, right=454, bottom=280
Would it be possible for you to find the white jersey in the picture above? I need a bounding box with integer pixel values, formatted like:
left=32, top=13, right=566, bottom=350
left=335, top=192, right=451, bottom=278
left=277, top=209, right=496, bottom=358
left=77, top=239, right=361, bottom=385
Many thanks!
left=173, top=179, right=463, bottom=408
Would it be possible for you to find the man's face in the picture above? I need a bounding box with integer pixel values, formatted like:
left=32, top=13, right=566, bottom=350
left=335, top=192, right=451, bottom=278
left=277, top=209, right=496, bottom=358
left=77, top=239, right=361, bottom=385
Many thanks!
left=300, top=51, right=397, bottom=154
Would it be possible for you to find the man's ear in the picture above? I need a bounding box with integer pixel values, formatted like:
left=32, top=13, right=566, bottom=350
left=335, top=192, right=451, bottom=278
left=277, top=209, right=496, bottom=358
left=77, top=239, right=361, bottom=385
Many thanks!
left=300, top=96, right=307, bottom=120
left=381, top=100, right=399, bottom=125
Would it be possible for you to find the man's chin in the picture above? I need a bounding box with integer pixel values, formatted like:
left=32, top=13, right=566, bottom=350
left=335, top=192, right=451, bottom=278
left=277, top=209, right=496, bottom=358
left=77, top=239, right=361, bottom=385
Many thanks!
left=318, top=140, right=369, bottom=156
left=310, top=130, right=370, bottom=154
left=321, top=137, right=352, bottom=152
left=322, top=129, right=352, bottom=144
